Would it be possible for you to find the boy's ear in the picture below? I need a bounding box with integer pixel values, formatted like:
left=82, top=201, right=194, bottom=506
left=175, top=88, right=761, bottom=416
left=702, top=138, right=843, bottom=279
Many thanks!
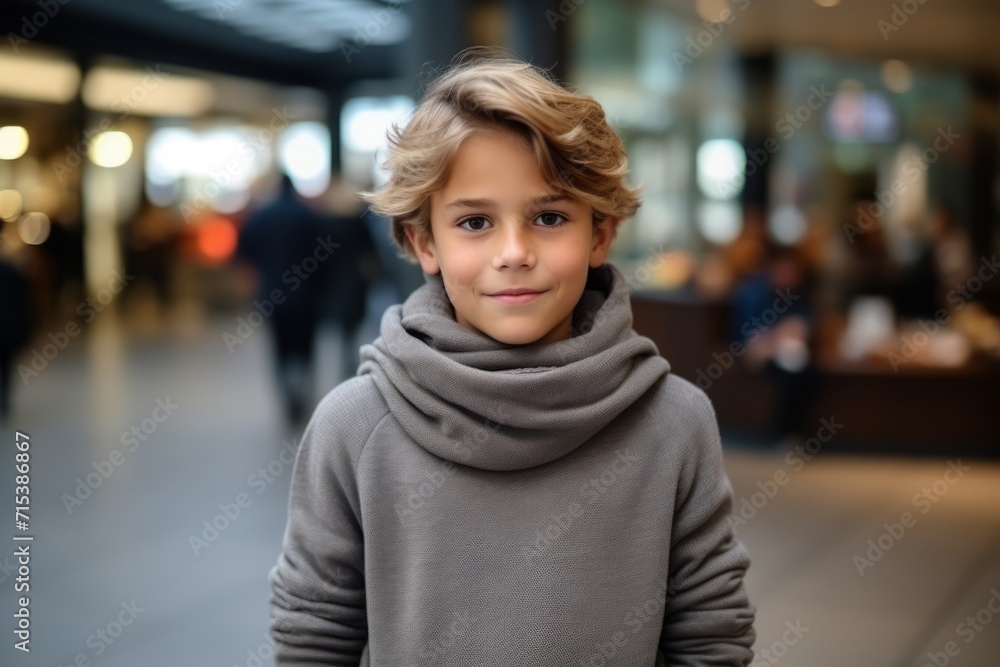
left=590, top=216, right=618, bottom=268
left=406, top=225, right=441, bottom=275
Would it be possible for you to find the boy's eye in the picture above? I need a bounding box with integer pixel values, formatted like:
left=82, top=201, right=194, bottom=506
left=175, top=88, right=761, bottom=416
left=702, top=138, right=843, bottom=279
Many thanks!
left=536, top=212, right=568, bottom=227
left=458, top=216, right=491, bottom=232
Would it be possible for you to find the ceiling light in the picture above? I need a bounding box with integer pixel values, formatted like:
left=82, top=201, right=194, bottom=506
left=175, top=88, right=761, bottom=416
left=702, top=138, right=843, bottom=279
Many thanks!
left=0, top=126, right=29, bottom=160
left=83, top=66, right=215, bottom=118
left=0, top=53, right=79, bottom=103
left=89, top=132, right=133, bottom=168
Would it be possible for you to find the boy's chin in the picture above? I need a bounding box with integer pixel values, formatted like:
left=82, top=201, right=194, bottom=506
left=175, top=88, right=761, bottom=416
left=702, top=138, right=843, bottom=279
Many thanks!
left=453, top=312, right=530, bottom=344
left=474, top=319, right=566, bottom=347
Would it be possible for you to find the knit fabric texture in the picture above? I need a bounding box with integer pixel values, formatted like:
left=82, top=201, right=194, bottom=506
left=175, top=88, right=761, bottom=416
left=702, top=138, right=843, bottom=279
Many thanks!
left=269, top=262, right=757, bottom=666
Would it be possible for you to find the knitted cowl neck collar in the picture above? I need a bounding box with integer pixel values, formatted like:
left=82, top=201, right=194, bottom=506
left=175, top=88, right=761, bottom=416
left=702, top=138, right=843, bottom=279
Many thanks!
left=357, top=263, right=671, bottom=472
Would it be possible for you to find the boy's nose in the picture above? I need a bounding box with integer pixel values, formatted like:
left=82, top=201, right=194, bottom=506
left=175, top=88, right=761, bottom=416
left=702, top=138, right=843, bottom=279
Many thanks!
left=493, top=222, right=534, bottom=267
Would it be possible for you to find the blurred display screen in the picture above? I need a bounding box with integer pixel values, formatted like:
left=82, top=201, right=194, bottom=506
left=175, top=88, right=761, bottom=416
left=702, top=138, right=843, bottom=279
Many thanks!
left=824, top=90, right=898, bottom=143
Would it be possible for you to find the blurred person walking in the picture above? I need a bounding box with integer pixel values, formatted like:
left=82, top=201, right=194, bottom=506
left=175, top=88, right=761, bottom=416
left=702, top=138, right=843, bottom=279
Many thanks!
left=0, top=246, right=32, bottom=420
left=122, top=203, right=181, bottom=323
left=320, top=177, right=384, bottom=384
left=235, top=174, right=331, bottom=424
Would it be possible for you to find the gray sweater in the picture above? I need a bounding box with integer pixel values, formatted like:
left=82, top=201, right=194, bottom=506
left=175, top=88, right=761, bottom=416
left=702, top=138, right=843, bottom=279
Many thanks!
left=268, top=263, right=756, bottom=666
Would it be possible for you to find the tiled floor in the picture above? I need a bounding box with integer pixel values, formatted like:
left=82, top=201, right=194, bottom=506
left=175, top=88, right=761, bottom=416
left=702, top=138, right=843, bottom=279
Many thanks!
left=0, top=295, right=997, bottom=666
left=726, top=446, right=1000, bottom=666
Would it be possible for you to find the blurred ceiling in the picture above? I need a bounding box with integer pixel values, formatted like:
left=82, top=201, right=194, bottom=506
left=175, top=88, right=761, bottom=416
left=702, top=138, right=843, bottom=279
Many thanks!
left=2, top=0, right=998, bottom=93
left=658, top=0, right=1000, bottom=79
left=162, top=0, right=410, bottom=53
left=0, top=0, right=408, bottom=89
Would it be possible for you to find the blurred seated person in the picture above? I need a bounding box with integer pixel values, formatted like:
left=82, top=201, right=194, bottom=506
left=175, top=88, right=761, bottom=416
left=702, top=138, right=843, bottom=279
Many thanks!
left=894, top=214, right=939, bottom=322
left=731, top=242, right=821, bottom=444
left=840, top=195, right=901, bottom=310
left=930, top=203, right=974, bottom=305
left=834, top=196, right=903, bottom=362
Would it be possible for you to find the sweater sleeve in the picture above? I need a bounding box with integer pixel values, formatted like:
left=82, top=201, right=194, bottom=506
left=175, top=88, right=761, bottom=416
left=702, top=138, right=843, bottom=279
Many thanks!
left=659, top=389, right=756, bottom=665
left=268, top=389, right=372, bottom=665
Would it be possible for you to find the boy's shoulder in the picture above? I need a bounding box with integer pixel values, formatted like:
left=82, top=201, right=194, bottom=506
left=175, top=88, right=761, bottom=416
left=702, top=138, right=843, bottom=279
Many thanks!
left=304, top=374, right=392, bottom=463
left=650, top=370, right=716, bottom=415
left=647, top=371, right=721, bottom=444
left=312, top=374, right=391, bottom=432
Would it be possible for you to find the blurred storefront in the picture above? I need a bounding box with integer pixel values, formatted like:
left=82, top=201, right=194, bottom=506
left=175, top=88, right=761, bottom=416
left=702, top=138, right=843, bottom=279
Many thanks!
left=563, top=0, right=1000, bottom=452
left=0, top=0, right=421, bottom=332
left=1, top=0, right=997, bottom=452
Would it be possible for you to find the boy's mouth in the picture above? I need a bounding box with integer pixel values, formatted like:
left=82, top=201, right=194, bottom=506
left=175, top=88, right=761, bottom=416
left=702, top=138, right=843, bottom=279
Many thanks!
left=488, top=287, right=545, bottom=296
left=487, top=290, right=547, bottom=305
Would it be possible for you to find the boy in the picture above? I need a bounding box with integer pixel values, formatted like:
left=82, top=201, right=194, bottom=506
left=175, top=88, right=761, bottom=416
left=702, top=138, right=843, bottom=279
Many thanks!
left=268, top=49, right=757, bottom=666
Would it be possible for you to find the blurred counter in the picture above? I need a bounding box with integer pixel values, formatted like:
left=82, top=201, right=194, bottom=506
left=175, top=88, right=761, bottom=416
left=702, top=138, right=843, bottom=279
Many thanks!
left=631, top=289, right=999, bottom=456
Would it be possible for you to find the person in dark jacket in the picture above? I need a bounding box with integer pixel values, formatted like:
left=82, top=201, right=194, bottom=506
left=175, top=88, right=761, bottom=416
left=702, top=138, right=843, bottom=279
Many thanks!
left=321, top=207, right=381, bottom=384
left=0, top=254, right=32, bottom=419
left=235, top=174, right=331, bottom=424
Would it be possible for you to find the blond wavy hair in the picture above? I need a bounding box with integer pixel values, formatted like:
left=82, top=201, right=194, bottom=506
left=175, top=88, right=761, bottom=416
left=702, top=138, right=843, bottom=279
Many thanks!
left=359, top=47, right=642, bottom=264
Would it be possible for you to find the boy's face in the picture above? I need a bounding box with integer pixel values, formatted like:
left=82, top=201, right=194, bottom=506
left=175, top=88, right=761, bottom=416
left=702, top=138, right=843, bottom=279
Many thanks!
left=407, top=131, right=616, bottom=346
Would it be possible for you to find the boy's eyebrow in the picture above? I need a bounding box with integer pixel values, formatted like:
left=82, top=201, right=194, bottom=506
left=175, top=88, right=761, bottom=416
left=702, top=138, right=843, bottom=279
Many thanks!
left=444, top=194, right=573, bottom=210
